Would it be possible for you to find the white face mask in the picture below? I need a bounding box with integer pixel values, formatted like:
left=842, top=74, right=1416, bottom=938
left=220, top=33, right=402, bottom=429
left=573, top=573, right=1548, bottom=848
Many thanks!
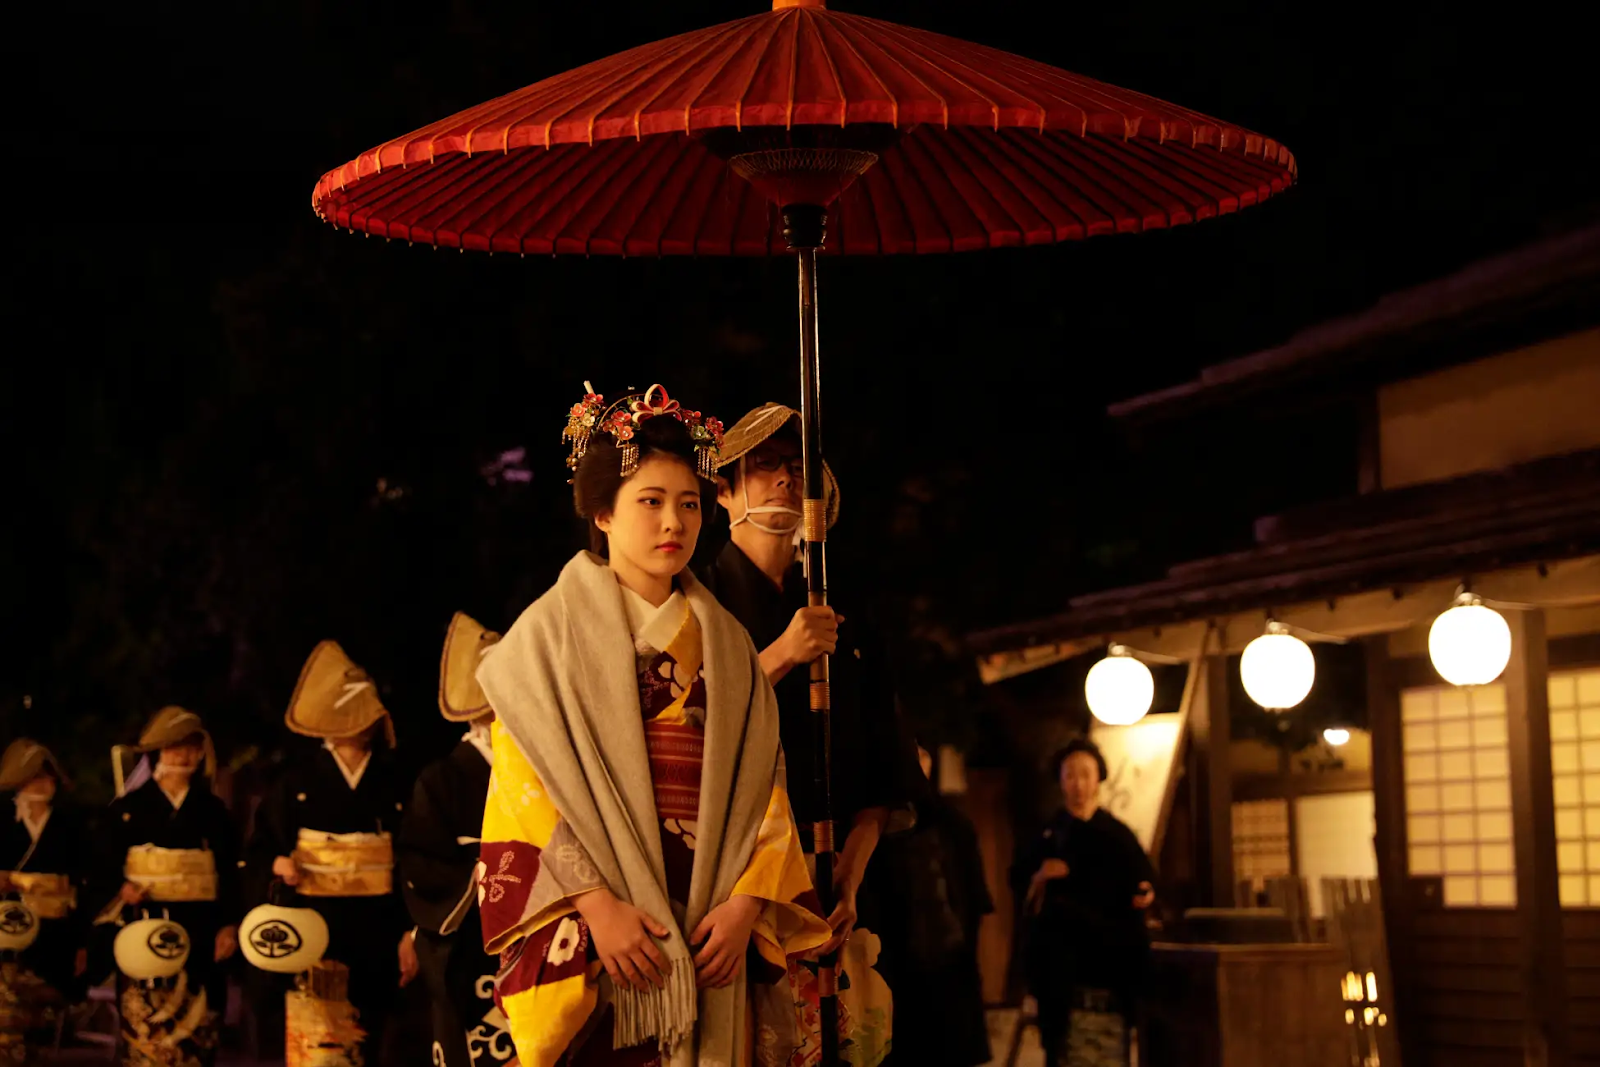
left=727, top=456, right=805, bottom=543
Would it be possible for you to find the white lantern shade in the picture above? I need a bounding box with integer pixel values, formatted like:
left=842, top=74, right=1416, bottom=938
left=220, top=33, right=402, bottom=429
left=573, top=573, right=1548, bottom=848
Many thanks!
left=1086, top=650, right=1154, bottom=726
left=1241, top=629, right=1316, bottom=710
left=0, top=900, right=40, bottom=952
left=115, top=916, right=191, bottom=980
left=1429, top=601, right=1512, bottom=687
left=1323, top=727, right=1351, bottom=747
left=240, top=903, right=330, bottom=974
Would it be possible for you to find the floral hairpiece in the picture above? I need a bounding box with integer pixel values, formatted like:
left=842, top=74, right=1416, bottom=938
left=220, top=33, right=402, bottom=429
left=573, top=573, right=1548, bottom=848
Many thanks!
left=563, top=382, right=725, bottom=481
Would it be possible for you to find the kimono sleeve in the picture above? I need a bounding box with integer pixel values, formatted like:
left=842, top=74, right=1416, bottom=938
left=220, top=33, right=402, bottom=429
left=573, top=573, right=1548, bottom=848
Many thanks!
left=731, top=761, right=833, bottom=969
left=398, top=763, right=476, bottom=935
left=204, top=793, right=243, bottom=923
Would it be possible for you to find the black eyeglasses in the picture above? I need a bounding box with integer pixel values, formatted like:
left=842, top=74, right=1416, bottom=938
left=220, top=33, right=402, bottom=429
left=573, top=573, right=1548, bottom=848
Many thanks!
left=748, top=452, right=804, bottom=477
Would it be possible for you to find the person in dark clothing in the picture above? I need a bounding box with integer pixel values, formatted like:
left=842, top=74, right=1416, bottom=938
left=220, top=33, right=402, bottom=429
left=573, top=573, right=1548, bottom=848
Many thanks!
left=699, top=402, right=918, bottom=1058
left=1015, top=738, right=1155, bottom=1067
left=397, top=612, right=507, bottom=1067
left=245, top=641, right=416, bottom=1062
left=0, top=739, right=90, bottom=1050
left=91, top=707, right=241, bottom=1067
left=873, top=743, right=994, bottom=1067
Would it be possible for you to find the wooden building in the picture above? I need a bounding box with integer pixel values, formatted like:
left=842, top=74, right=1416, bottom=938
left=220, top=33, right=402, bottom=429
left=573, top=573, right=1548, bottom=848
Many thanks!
left=966, top=224, right=1600, bottom=1066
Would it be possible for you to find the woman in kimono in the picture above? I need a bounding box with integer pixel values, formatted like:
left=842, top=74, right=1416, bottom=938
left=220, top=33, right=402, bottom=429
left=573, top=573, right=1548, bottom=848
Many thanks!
left=398, top=612, right=506, bottom=1067
left=246, top=641, right=415, bottom=1061
left=0, top=738, right=90, bottom=1052
left=91, top=707, right=241, bottom=1067
left=477, top=384, right=831, bottom=1067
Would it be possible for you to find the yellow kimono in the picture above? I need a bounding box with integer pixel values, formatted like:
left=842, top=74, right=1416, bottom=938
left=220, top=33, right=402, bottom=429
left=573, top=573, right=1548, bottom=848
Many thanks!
left=479, top=584, right=830, bottom=1067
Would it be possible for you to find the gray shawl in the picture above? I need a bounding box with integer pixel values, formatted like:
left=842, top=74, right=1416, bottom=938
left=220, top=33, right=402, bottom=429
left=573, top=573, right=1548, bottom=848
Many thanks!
left=477, top=551, right=782, bottom=1063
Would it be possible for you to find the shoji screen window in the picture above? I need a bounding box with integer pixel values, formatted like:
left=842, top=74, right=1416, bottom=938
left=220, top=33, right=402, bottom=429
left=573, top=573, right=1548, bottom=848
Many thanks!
left=1550, top=668, right=1600, bottom=906
left=1402, top=684, right=1515, bottom=906
left=1233, top=799, right=1291, bottom=900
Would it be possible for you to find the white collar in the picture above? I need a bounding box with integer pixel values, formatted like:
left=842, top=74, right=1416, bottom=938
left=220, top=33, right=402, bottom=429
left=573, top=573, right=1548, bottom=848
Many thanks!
left=159, top=784, right=190, bottom=810
left=464, top=721, right=494, bottom=767
left=323, top=740, right=371, bottom=790
left=13, top=798, right=51, bottom=842
left=621, top=586, right=687, bottom=653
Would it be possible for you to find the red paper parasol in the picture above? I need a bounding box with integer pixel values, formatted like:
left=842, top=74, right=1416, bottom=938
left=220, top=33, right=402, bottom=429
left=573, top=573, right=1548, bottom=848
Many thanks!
left=313, top=3, right=1294, bottom=1057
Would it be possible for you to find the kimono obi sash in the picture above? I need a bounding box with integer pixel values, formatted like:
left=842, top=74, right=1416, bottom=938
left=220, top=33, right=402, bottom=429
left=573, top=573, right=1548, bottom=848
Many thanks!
left=293, top=829, right=393, bottom=897
left=8, top=871, right=76, bottom=918
left=125, top=845, right=217, bottom=902
left=643, top=719, right=703, bottom=821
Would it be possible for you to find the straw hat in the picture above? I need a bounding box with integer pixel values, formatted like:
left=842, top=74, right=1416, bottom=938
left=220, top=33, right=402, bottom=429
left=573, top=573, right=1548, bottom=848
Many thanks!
left=0, top=739, right=69, bottom=792
left=286, top=641, right=396, bottom=745
left=716, top=403, right=840, bottom=528
left=112, top=706, right=217, bottom=796
left=438, top=613, right=501, bottom=723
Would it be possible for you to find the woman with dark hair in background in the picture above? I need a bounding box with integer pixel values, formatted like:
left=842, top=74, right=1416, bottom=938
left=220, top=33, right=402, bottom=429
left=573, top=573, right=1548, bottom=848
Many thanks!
left=1015, top=738, right=1155, bottom=1067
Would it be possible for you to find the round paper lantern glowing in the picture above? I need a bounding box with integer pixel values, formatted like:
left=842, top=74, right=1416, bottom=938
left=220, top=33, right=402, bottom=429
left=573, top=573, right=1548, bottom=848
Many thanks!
left=1429, top=595, right=1511, bottom=687
left=1323, top=727, right=1352, bottom=747
left=240, top=902, right=330, bottom=974
left=0, top=900, right=40, bottom=952
left=1086, top=646, right=1154, bottom=726
left=1241, top=623, right=1316, bottom=710
left=114, top=916, right=190, bottom=980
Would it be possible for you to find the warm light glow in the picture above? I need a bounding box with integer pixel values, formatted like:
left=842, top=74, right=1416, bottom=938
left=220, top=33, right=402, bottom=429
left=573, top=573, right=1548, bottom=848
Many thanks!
left=1324, top=727, right=1352, bottom=747
left=1241, top=623, right=1316, bottom=710
left=1085, top=646, right=1154, bottom=726
left=1345, top=1009, right=1356, bottom=1025
left=1366, top=972, right=1378, bottom=1001
left=1429, top=594, right=1512, bottom=686
left=1378, top=1014, right=1388, bottom=1027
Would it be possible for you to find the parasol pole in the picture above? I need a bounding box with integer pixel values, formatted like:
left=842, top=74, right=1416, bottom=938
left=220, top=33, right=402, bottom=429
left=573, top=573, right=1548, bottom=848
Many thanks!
left=784, top=202, right=841, bottom=1067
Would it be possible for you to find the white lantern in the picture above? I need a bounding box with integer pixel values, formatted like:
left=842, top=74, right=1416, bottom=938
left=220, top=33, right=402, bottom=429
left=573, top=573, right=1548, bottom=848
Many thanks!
left=1323, top=727, right=1351, bottom=747
left=1429, top=594, right=1512, bottom=687
left=240, top=902, right=330, bottom=974
left=114, top=915, right=191, bottom=980
left=1085, top=646, right=1155, bottom=726
left=0, top=900, right=40, bottom=952
left=1241, top=622, right=1316, bottom=711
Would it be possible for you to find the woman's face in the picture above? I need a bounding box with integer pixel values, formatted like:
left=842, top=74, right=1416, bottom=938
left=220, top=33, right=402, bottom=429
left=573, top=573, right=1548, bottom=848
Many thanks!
left=1059, top=752, right=1102, bottom=816
left=18, top=775, right=56, bottom=803
left=596, top=454, right=704, bottom=583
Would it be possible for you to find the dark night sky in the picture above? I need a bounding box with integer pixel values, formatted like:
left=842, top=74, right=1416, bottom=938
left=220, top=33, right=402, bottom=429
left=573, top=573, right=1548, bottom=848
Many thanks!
left=5, top=0, right=1595, bottom=791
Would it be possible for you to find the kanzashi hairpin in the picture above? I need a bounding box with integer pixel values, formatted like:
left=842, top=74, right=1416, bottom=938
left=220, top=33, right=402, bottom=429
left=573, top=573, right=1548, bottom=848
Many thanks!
left=563, top=382, right=724, bottom=480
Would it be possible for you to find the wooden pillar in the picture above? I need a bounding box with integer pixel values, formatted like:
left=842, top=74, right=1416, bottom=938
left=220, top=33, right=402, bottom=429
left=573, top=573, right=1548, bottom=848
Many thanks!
left=1189, top=654, right=1235, bottom=907
left=1364, top=634, right=1419, bottom=1067
left=1504, top=609, right=1569, bottom=1067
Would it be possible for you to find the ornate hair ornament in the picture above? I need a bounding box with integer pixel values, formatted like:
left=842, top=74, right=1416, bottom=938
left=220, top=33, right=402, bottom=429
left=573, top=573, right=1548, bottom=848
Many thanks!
left=563, top=382, right=724, bottom=481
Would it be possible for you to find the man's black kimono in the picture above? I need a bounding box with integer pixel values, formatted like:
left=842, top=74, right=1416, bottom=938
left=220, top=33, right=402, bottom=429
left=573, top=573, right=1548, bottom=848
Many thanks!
left=397, top=738, right=507, bottom=1067
left=89, top=778, right=241, bottom=1011
left=2, top=801, right=91, bottom=1003
left=246, top=744, right=409, bottom=1053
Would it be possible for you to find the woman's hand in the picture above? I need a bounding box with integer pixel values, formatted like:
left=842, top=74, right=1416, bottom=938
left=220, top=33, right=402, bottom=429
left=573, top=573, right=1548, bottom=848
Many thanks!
left=398, top=930, right=419, bottom=987
left=691, top=895, right=762, bottom=988
left=1025, top=858, right=1069, bottom=914
left=272, top=855, right=301, bottom=887
left=214, top=925, right=239, bottom=962
left=574, top=888, right=672, bottom=992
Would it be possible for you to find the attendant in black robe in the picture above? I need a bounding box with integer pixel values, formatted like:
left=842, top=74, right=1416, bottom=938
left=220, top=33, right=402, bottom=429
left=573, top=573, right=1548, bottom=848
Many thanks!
left=874, top=744, right=994, bottom=1067
left=398, top=614, right=503, bottom=1067
left=0, top=739, right=90, bottom=1042
left=701, top=405, right=917, bottom=946
left=1015, top=739, right=1156, bottom=1067
left=90, top=708, right=241, bottom=1067
left=245, top=641, right=415, bottom=1061
left=396, top=617, right=502, bottom=1067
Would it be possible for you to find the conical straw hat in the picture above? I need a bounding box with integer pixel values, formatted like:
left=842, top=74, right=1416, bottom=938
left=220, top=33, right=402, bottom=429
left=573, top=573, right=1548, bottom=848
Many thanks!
left=716, top=403, right=839, bottom=528
left=286, top=641, right=395, bottom=744
left=0, top=739, right=69, bottom=791
left=111, top=706, right=217, bottom=797
left=438, top=613, right=501, bottom=723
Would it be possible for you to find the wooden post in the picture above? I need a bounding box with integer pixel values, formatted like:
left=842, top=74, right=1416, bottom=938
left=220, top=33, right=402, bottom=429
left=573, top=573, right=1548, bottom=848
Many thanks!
left=1504, top=608, right=1569, bottom=1067
left=1364, top=635, right=1418, bottom=1067
left=1189, top=655, right=1235, bottom=907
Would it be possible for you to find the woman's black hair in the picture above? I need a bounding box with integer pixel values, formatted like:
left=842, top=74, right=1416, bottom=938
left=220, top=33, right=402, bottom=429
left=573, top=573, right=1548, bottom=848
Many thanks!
left=571, top=416, right=718, bottom=556
left=1052, top=737, right=1108, bottom=783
